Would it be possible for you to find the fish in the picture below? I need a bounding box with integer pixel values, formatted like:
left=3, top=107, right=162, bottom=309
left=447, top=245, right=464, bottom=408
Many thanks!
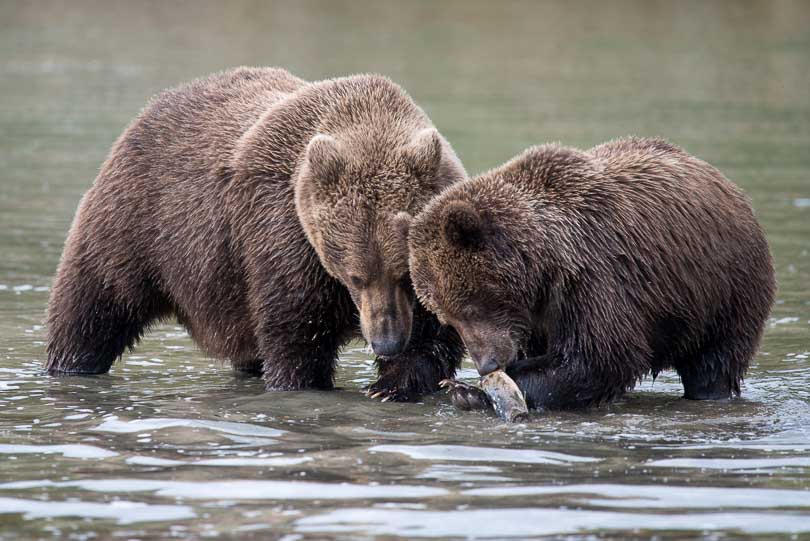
left=440, top=371, right=529, bottom=423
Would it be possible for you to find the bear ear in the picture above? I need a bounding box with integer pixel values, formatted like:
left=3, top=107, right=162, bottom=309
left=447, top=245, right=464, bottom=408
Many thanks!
left=392, top=211, right=412, bottom=240
left=404, top=128, right=442, bottom=179
left=441, top=200, right=484, bottom=250
left=304, top=134, right=345, bottom=190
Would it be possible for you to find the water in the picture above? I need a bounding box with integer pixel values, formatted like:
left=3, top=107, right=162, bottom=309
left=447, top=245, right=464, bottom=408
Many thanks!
left=1, top=1, right=809, bottom=539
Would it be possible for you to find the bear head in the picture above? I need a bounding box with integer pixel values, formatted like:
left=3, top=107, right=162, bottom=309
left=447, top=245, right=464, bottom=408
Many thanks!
left=408, top=177, right=551, bottom=375
left=295, top=127, right=464, bottom=357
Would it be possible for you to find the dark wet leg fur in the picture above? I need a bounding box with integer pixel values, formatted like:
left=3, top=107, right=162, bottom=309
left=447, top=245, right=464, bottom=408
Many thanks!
left=257, top=277, right=356, bottom=391
left=232, top=359, right=264, bottom=378
left=366, top=306, right=464, bottom=402
left=506, top=353, right=639, bottom=411
left=675, top=302, right=756, bottom=400
left=677, top=346, right=737, bottom=400
left=261, top=320, right=349, bottom=391
left=262, top=352, right=337, bottom=390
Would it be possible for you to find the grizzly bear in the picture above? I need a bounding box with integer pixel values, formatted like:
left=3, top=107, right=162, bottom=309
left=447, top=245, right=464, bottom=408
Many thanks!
left=46, top=67, right=466, bottom=400
left=409, top=137, right=775, bottom=411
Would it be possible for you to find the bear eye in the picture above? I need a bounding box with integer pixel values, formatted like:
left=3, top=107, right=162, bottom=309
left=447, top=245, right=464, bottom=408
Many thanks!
left=349, top=275, right=366, bottom=289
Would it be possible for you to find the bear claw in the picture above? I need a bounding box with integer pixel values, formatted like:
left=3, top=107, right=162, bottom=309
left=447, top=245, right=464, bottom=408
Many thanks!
left=364, top=385, right=414, bottom=403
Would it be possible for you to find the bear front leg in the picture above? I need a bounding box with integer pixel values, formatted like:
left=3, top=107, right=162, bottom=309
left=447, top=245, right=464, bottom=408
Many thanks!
left=366, top=307, right=464, bottom=402
left=507, top=354, right=637, bottom=410
left=257, top=295, right=355, bottom=391
left=440, top=331, right=549, bottom=413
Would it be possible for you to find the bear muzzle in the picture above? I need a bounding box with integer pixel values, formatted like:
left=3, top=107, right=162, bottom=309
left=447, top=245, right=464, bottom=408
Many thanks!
left=474, top=356, right=501, bottom=376
left=366, top=319, right=411, bottom=357
left=371, top=337, right=408, bottom=357
left=457, top=323, right=518, bottom=376
left=358, top=285, right=414, bottom=357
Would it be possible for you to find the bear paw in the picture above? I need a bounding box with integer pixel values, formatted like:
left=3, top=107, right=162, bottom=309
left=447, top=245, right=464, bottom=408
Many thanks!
left=439, top=379, right=493, bottom=411
left=364, top=382, right=418, bottom=403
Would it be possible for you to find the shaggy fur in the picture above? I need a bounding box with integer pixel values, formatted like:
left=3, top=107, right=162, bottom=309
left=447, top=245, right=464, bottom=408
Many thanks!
left=409, top=137, right=775, bottom=410
left=46, top=67, right=466, bottom=398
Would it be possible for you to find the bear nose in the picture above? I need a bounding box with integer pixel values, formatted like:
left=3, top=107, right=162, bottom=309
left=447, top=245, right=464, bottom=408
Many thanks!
left=474, top=356, right=500, bottom=376
left=371, top=338, right=405, bottom=357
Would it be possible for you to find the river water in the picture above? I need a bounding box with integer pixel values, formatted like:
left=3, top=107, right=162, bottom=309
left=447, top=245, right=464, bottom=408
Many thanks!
left=1, top=1, right=809, bottom=539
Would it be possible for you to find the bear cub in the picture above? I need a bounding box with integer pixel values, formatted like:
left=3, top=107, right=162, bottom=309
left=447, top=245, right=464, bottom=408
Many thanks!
left=409, top=137, right=775, bottom=411
left=46, top=67, right=466, bottom=400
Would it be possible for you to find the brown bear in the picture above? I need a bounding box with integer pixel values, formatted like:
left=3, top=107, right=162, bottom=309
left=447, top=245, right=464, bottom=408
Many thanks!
left=46, top=67, right=466, bottom=400
left=409, top=137, right=775, bottom=411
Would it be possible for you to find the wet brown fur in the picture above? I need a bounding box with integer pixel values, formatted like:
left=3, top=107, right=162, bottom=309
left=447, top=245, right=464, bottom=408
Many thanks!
left=46, top=67, right=465, bottom=397
left=409, top=137, right=776, bottom=410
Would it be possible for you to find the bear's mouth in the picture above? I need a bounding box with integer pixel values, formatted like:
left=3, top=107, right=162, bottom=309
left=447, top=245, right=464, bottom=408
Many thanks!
left=505, top=347, right=534, bottom=375
left=510, top=329, right=530, bottom=363
left=515, top=347, right=531, bottom=368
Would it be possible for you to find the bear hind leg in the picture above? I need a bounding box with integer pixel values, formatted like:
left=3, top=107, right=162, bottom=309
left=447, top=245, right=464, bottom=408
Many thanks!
left=46, top=271, right=168, bottom=375
left=260, top=328, right=342, bottom=390
left=232, top=359, right=263, bottom=378
left=677, top=343, right=745, bottom=400
left=677, top=295, right=764, bottom=400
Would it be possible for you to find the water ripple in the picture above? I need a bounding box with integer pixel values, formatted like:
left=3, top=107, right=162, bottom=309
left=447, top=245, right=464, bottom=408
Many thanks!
left=463, top=483, right=810, bottom=509
left=370, top=444, right=600, bottom=464
left=0, top=479, right=448, bottom=500
left=295, top=508, right=810, bottom=537
left=0, top=443, right=117, bottom=459
left=0, top=497, right=195, bottom=524
left=93, top=416, right=284, bottom=438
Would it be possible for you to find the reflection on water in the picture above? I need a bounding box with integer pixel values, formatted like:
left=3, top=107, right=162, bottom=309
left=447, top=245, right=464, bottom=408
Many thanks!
left=1, top=0, right=809, bottom=539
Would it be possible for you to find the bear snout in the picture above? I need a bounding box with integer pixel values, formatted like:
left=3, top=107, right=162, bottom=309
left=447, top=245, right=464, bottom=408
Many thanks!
left=366, top=316, right=411, bottom=356
left=457, top=323, right=518, bottom=376
left=474, top=356, right=501, bottom=376
left=359, top=286, right=414, bottom=357
left=371, top=337, right=407, bottom=357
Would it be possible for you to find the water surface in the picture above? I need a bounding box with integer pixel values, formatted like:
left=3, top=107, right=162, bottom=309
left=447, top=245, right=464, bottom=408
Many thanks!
left=1, top=1, right=809, bottom=539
